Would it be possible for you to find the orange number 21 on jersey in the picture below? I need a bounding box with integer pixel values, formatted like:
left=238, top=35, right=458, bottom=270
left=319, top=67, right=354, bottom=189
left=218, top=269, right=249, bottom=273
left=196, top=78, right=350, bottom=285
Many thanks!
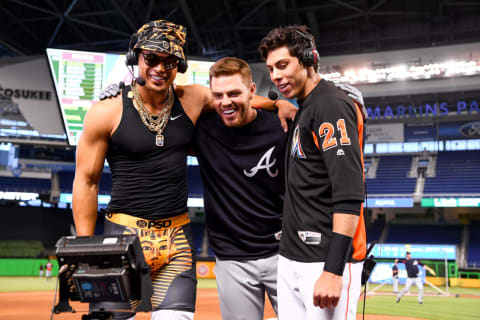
left=318, top=119, right=351, bottom=151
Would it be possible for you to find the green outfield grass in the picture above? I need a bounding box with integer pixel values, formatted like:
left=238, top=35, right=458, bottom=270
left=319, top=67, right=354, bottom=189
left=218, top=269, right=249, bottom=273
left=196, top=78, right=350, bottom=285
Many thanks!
left=358, top=295, right=480, bottom=320
left=0, top=277, right=219, bottom=292
left=367, top=283, right=480, bottom=296
left=357, top=283, right=480, bottom=320
left=1, top=277, right=479, bottom=319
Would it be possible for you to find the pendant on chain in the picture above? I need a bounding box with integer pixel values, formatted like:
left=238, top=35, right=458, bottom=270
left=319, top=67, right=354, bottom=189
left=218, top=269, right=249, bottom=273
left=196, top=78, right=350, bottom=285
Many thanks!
left=156, top=134, right=165, bottom=147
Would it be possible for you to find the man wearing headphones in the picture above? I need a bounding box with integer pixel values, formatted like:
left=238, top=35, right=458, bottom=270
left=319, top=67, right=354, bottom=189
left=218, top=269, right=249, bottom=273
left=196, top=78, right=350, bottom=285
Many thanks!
left=258, top=26, right=367, bottom=320
left=73, top=20, right=200, bottom=320
left=73, top=20, right=294, bottom=320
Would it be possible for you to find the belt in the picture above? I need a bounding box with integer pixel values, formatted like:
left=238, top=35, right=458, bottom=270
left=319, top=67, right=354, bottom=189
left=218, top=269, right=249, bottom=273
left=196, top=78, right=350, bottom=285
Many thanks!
left=106, top=212, right=190, bottom=230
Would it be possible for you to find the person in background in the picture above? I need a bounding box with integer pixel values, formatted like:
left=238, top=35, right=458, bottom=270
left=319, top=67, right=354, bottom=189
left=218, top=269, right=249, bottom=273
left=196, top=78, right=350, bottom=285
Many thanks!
left=396, top=251, right=436, bottom=304
left=392, top=258, right=399, bottom=293
left=45, top=260, right=53, bottom=280
left=39, top=263, right=44, bottom=278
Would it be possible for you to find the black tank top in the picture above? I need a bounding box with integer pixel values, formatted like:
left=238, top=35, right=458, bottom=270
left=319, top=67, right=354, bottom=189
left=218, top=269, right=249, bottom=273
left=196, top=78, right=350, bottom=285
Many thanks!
left=106, top=85, right=194, bottom=219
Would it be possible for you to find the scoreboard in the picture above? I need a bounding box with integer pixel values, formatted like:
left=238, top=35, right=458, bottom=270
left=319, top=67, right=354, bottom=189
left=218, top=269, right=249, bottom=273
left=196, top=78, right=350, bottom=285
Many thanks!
left=47, top=48, right=213, bottom=145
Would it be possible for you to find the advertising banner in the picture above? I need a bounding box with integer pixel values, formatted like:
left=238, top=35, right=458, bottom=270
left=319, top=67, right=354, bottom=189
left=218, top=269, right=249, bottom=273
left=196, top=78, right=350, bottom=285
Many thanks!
left=366, top=123, right=404, bottom=143
left=196, top=261, right=216, bottom=279
left=0, top=58, right=64, bottom=136
left=422, top=198, right=480, bottom=207
left=404, top=123, right=437, bottom=142
left=366, top=198, right=414, bottom=208
left=439, top=121, right=480, bottom=140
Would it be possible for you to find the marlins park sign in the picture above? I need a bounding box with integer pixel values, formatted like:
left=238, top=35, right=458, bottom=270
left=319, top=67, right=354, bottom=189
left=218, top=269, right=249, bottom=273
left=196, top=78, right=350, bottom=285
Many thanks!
left=367, top=100, right=479, bottom=120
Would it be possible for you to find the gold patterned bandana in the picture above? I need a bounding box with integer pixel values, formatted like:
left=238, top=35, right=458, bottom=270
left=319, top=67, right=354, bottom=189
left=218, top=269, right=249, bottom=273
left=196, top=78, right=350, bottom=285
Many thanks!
left=133, top=20, right=187, bottom=60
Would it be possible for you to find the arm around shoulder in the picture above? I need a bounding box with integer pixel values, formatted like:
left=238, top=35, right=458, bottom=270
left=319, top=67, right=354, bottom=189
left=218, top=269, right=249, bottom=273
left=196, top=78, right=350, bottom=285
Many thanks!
left=251, top=96, right=297, bottom=132
left=176, top=84, right=213, bottom=123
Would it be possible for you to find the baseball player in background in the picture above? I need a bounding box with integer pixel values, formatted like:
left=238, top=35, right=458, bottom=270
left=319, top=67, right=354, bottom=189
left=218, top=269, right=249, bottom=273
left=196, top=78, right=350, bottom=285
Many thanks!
left=396, top=251, right=436, bottom=304
left=392, top=259, right=399, bottom=293
left=259, top=25, right=367, bottom=320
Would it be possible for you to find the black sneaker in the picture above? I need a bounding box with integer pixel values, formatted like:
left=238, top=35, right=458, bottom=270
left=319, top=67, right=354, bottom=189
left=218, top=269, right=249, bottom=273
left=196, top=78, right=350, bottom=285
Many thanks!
left=419, top=301, right=423, bottom=304
left=396, top=297, right=400, bottom=303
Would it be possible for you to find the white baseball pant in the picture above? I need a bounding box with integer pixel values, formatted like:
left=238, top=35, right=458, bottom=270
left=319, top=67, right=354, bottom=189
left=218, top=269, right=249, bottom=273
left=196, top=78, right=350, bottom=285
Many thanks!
left=277, top=255, right=363, bottom=320
left=397, top=277, right=423, bottom=303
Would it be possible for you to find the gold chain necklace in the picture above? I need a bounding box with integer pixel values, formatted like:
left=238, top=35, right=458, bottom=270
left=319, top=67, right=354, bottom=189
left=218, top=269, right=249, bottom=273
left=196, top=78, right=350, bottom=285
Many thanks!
left=131, top=83, right=174, bottom=147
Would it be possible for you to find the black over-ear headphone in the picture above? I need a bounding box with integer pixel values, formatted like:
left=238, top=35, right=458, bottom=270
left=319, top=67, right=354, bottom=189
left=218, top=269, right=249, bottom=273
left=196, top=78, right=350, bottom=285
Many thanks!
left=125, top=33, right=139, bottom=67
left=295, top=30, right=319, bottom=67
left=125, top=32, right=188, bottom=74
left=177, top=54, right=188, bottom=74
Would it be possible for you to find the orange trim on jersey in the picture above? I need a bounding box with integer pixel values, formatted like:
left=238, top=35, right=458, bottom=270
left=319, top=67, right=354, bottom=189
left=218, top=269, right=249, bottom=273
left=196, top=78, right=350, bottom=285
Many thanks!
left=352, top=101, right=367, bottom=261
left=311, top=130, right=320, bottom=150
left=345, top=263, right=352, bottom=320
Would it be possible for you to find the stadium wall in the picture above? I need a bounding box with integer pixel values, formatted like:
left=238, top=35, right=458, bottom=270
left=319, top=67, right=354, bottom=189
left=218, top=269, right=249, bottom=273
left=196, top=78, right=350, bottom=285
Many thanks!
left=0, top=258, right=58, bottom=276
left=0, top=206, right=74, bottom=249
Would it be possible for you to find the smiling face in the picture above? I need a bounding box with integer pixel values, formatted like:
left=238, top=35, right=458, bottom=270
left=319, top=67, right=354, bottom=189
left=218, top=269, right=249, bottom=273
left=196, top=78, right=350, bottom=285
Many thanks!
left=265, top=46, right=313, bottom=100
left=137, top=49, right=178, bottom=92
left=210, top=74, right=257, bottom=127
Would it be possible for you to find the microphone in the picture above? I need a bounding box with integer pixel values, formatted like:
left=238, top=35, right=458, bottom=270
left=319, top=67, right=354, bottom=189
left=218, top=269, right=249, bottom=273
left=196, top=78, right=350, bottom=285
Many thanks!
left=136, top=76, right=146, bottom=86
left=268, top=90, right=278, bottom=100
left=127, top=66, right=146, bottom=86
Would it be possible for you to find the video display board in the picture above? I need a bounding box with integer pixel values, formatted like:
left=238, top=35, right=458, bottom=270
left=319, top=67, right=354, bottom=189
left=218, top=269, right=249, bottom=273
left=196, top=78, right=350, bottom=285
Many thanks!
left=46, top=48, right=213, bottom=145
left=370, top=243, right=456, bottom=260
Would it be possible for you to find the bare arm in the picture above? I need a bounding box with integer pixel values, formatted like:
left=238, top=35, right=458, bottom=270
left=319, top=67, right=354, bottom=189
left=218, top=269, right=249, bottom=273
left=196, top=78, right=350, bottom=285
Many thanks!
left=72, top=100, right=116, bottom=236
left=423, top=264, right=436, bottom=276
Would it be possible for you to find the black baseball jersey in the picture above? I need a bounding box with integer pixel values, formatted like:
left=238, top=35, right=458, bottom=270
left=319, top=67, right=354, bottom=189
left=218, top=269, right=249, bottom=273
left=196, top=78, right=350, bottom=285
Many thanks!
left=106, top=85, right=193, bottom=219
left=280, top=79, right=366, bottom=263
left=403, top=259, right=423, bottom=278
left=193, top=110, right=287, bottom=260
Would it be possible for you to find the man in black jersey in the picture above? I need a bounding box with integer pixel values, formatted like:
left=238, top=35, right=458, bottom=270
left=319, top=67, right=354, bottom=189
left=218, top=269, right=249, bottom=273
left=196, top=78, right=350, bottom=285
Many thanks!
left=259, top=26, right=367, bottom=320
left=396, top=252, right=435, bottom=304
left=193, top=57, right=287, bottom=320
left=73, top=19, right=296, bottom=320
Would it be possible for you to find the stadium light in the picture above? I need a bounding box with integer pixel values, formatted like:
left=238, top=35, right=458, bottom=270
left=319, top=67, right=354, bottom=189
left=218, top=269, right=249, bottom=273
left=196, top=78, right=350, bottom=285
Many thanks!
left=321, top=59, right=480, bottom=84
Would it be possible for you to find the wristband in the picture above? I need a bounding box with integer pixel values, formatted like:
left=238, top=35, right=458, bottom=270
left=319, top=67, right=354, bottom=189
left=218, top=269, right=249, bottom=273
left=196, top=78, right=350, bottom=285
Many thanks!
left=324, top=232, right=353, bottom=276
left=272, top=100, right=279, bottom=113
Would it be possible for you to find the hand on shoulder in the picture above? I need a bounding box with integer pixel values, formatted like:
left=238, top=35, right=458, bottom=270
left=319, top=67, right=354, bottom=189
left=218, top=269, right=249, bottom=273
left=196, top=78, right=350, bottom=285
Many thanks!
left=84, top=94, right=122, bottom=136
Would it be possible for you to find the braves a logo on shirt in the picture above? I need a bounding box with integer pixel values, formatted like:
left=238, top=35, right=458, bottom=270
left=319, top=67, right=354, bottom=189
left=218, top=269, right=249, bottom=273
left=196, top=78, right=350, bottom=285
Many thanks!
left=244, top=146, right=279, bottom=178
left=290, top=124, right=306, bottom=159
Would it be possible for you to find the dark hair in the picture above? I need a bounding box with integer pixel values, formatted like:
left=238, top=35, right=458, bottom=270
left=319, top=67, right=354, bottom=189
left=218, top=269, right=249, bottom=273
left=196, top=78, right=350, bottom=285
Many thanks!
left=209, top=57, right=252, bottom=85
left=258, top=25, right=318, bottom=72
left=406, top=251, right=411, bottom=255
